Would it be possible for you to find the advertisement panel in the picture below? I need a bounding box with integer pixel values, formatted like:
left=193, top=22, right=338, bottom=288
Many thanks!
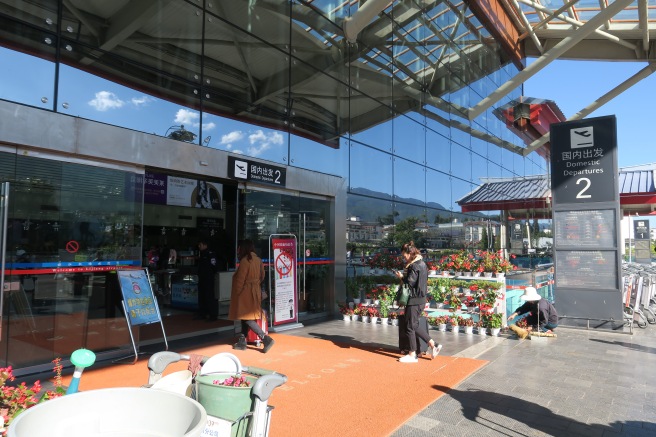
left=271, top=238, right=297, bottom=325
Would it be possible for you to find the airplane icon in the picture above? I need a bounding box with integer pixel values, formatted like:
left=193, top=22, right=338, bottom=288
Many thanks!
left=234, top=160, right=248, bottom=178
left=570, top=127, right=593, bottom=149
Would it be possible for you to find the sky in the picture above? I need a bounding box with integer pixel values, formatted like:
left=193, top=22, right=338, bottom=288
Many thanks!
left=523, top=59, right=654, bottom=169
left=524, top=59, right=656, bottom=228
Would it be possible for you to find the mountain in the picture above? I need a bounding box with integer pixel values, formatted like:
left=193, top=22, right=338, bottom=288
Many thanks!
left=348, top=187, right=486, bottom=222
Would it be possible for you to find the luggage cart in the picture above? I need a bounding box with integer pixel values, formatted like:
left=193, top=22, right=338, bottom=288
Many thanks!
left=146, top=351, right=286, bottom=437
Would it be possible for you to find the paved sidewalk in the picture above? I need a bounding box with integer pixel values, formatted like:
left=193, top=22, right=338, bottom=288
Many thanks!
left=286, top=319, right=656, bottom=436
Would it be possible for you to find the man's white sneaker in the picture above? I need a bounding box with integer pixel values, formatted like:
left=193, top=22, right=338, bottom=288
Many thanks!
left=431, top=344, right=442, bottom=359
left=399, top=354, right=418, bottom=363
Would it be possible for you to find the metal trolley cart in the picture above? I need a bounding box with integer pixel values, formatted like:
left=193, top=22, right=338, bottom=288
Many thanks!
left=146, top=351, right=287, bottom=437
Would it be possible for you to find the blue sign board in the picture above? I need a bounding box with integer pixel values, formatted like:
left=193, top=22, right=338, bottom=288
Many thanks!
left=117, top=269, right=161, bottom=326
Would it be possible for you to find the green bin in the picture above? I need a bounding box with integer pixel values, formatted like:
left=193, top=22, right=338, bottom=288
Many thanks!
left=195, top=373, right=258, bottom=422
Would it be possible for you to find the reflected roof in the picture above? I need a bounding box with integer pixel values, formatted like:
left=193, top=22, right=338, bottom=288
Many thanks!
left=0, top=0, right=654, bottom=155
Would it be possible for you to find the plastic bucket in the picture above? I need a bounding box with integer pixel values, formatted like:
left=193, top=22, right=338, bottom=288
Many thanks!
left=151, top=370, right=193, bottom=396
left=195, top=373, right=257, bottom=422
left=7, top=387, right=206, bottom=437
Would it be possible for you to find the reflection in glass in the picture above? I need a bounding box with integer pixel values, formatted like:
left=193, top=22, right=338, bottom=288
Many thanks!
left=349, top=142, right=393, bottom=196
left=0, top=47, right=55, bottom=109
left=290, top=133, right=348, bottom=178
left=393, top=158, right=425, bottom=205
left=393, top=116, right=425, bottom=162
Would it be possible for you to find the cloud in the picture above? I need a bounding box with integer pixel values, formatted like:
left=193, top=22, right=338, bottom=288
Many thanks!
left=174, top=108, right=200, bottom=127
left=131, top=96, right=152, bottom=107
left=88, top=91, right=124, bottom=111
left=221, top=131, right=245, bottom=145
left=202, top=122, right=216, bottom=131
left=246, top=130, right=284, bottom=156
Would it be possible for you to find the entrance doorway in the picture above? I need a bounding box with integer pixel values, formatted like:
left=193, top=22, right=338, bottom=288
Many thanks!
left=241, top=190, right=332, bottom=322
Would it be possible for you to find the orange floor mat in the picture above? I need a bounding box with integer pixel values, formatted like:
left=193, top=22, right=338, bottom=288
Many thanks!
left=61, top=334, right=487, bottom=437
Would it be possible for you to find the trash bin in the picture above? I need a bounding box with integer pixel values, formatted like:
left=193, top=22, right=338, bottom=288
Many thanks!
left=8, top=387, right=207, bottom=437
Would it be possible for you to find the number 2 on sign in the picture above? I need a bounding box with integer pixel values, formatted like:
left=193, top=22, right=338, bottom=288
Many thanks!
left=576, top=177, right=591, bottom=199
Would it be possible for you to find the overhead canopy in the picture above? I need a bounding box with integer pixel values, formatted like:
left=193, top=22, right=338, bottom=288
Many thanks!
left=457, top=163, right=656, bottom=218
left=1, top=1, right=654, bottom=157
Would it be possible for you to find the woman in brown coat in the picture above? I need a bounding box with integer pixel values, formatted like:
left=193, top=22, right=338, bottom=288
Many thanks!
left=229, top=239, right=275, bottom=353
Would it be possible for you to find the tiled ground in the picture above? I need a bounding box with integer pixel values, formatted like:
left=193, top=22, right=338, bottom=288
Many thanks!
left=285, top=319, right=656, bottom=437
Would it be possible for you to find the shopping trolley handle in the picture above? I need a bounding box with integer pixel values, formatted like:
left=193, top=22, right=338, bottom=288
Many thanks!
left=252, top=372, right=287, bottom=402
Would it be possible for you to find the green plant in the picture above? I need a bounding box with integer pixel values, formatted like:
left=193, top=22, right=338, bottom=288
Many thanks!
left=344, top=277, right=360, bottom=300
left=1, top=358, right=66, bottom=434
left=446, top=288, right=462, bottom=312
left=484, top=313, right=503, bottom=329
left=428, top=279, right=446, bottom=303
left=378, top=288, right=393, bottom=318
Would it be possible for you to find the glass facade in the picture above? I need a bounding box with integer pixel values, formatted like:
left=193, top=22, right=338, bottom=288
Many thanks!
left=0, top=0, right=552, bottom=371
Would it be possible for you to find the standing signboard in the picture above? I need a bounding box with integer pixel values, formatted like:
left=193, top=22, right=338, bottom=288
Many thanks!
left=550, top=115, right=623, bottom=328
left=268, top=235, right=303, bottom=331
left=116, top=269, right=168, bottom=363
left=633, top=219, right=651, bottom=264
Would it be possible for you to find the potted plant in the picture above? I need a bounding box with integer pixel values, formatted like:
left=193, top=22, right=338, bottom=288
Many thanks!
left=475, top=320, right=486, bottom=335
left=368, top=306, right=380, bottom=324
left=1, top=358, right=66, bottom=432
left=446, top=288, right=462, bottom=312
left=449, top=315, right=460, bottom=333
left=388, top=311, right=399, bottom=326
left=338, top=303, right=353, bottom=321
left=484, top=313, right=503, bottom=335
left=459, top=317, right=475, bottom=334
left=344, top=277, right=360, bottom=304
left=435, top=315, right=448, bottom=331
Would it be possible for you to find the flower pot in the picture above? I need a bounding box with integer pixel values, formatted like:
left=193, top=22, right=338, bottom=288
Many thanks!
left=495, top=273, right=505, bottom=279
left=454, top=271, right=463, bottom=277
left=380, top=317, right=389, bottom=325
left=441, top=271, right=450, bottom=277
left=363, top=298, right=372, bottom=305
left=391, top=319, right=398, bottom=326
left=478, top=327, right=487, bottom=336
left=464, top=326, right=474, bottom=334
left=438, top=323, right=447, bottom=332
left=348, top=302, right=354, bottom=309
left=483, top=272, right=493, bottom=278
left=196, top=374, right=258, bottom=421
left=342, top=314, right=351, bottom=321
left=370, top=316, right=379, bottom=324
left=361, top=316, right=370, bottom=323
left=463, top=271, right=472, bottom=277
left=490, top=327, right=501, bottom=336
left=351, top=314, right=359, bottom=321
left=451, top=325, right=459, bottom=333
left=353, top=298, right=361, bottom=305
left=472, top=272, right=481, bottom=277
left=373, top=299, right=380, bottom=306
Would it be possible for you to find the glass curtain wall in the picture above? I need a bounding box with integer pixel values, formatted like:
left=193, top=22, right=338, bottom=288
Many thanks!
left=0, top=153, right=142, bottom=370
left=0, top=1, right=552, bottom=307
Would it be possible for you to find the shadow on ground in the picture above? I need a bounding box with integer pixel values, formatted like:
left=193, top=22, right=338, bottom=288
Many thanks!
left=434, top=384, right=655, bottom=436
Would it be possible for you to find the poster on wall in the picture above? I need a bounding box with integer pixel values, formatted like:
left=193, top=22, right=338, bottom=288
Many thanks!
left=272, top=238, right=297, bottom=325
left=142, top=171, right=222, bottom=209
